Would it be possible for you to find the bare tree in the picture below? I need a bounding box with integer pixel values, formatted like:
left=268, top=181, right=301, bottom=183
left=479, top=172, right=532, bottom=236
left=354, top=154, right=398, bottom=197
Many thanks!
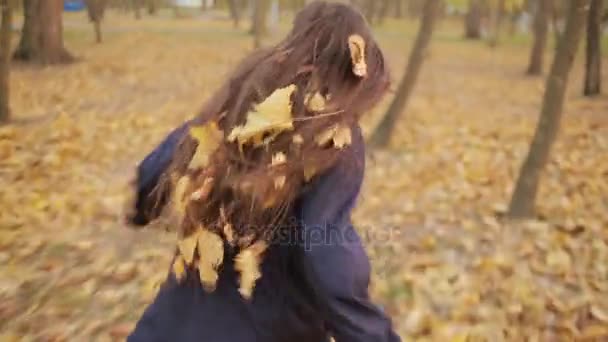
left=13, top=0, right=74, bottom=64
left=527, top=0, right=551, bottom=75
left=508, top=0, right=590, bottom=218
left=583, top=0, right=603, bottom=96
left=86, top=0, right=108, bottom=43
left=227, top=0, right=241, bottom=27
left=253, top=0, right=270, bottom=48
left=487, top=0, right=505, bottom=47
left=0, top=0, right=12, bottom=123
left=133, top=0, right=142, bottom=19
left=394, top=0, right=403, bottom=18
left=377, top=0, right=391, bottom=25
left=370, top=0, right=441, bottom=148
left=146, top=0, right=157, bottom=15
left=465, top=0, right=482, bottom=39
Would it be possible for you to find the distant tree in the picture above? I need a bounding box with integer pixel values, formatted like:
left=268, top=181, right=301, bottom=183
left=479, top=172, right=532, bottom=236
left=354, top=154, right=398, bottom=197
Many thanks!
left=370, top=0, right=441, bottom=148
left=253, top=0, right=270, bottom=48
left=377, top=0, right=391, bottom=24
left=583, top=0, right=603, bottom=96
left=13, top=0, right=74, bottom=64
left=465, top=0, right=482, bottom=39
left=227, top=0, right=241, bottom=27
left=394, top=0, right=403, bottom=18
left=507, top=0, right=590, bottom=218
left=363, top=0, right=377, bottom=24
left=487, top=0, right=505, bottom=47
left=146, top=0, right=157, bottom=15
left=0, top=0, right=12, bottom=124
left=85, top=0, right=108, bottom=43
left=133, top=0, right=142, bottom=19
left=527, top=0, right=551, bottom=75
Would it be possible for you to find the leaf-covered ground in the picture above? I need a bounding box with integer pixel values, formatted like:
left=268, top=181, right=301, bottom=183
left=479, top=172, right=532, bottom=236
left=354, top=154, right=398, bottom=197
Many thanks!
left=1, top=11, right=607, bottom=341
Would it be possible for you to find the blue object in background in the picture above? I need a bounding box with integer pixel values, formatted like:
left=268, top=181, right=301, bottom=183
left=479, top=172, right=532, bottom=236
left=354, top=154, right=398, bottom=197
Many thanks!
left=64, top=0, right=86, bottom=12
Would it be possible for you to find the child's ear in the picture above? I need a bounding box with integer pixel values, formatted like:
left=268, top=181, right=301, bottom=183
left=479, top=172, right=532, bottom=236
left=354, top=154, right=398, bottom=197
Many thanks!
left=348, top=34, right=367, bottom=78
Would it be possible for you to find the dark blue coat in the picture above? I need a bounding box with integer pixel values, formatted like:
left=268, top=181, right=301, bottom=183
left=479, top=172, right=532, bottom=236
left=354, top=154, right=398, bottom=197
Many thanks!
left=127, top=122, right=400, bottom=342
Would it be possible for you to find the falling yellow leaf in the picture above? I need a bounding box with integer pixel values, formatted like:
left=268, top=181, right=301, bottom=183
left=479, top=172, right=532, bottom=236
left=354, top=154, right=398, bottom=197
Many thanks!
left=196, top=228, right=224, bottom=292
left=172, top=255, right=186, bottom=282
left=348, top=34, right=367, bottom=77
left=188, top=121, right=223, bottom=170
left=177, top=232, right=198, bottom=265
left=227, top=85, right=295, bottom=147
left=235, top=240, right=268, bottom=299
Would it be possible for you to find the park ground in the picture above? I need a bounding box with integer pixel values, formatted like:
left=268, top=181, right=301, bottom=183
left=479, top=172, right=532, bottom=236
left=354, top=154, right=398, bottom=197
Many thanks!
left=0, top=10, right=607, bottom=341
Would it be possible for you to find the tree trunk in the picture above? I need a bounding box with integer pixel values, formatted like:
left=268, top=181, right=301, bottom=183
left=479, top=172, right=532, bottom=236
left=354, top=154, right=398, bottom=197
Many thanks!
left=252, top=0, right=270, bottom=48
left=488, top=0, right=505, bottom=47
left=527, top=0, right=550, bottom=75
left=227, top=0, right=241, bottom=27
left=583, top=0, right=602, bottom=96
left=146, top=0, right=157, bottom=15
left=394, top=0, right=403, bottom=18
left=377, top=0, right=390, bottom=24
left=86, top=0, right=107, bottom=43
left=133, top=0, right=142, bottom=19
left=370, top=0, right=440, bottom=148
left=507, top=0, right=590, bottom=219
left=465, top=0, right=482, bottom=39
left=364, top=0, right=377, bottom=24
left=0, top=0, right=12, bottom=124
left=14, top=0, right=74, bottom=64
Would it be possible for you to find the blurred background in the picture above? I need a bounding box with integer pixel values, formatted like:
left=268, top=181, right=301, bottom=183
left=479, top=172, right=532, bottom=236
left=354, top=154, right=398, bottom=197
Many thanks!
left=0, top=0, right=607, bottom=340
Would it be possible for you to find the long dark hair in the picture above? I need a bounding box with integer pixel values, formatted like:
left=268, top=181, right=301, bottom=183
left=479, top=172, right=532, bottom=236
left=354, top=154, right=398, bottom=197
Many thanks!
left=160, top=1, right=390, bottom=295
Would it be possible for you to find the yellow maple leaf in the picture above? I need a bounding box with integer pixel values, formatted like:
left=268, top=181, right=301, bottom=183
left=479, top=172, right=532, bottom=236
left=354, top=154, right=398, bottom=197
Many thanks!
left=177, top=232, right=198, bottom=265
left=235, top=240, right=268, bottom=299
left=227, top=85, right=295, bottom=147
left=197, top=228, right=225, bottom=292
left=172, top=255, right=186, bottom=282
left=188, top=122, right=223, bottom=170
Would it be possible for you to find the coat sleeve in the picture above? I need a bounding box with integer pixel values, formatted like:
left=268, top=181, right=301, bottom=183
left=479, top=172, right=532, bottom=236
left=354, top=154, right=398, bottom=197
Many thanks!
left=294, top=131, right=401, bottom=342
left=128, top=122, right=190, bottom=226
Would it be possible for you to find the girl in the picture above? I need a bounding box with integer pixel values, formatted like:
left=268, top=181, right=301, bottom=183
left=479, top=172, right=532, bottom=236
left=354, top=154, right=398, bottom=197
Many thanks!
left=126, top=2, right=400, bottom=341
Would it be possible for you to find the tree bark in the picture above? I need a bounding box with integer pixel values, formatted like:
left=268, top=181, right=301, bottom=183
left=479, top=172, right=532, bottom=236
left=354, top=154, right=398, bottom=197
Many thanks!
left=14, top=0, right=74, bottom=64
left=227, top=0, right=241, bottom=27
left=377, top=0, right=390, bottom=25
left=133, top=0, right=142, bottom=19
left=362, top=0, right=376, bottom=24
left=146, top=0, right=157, bottom=15
left=583, top=0, right=602, bottom=96
left=488, top=0, right=505, bottom=47
left=465, top=0, right=482, bottom=39
left=527, top=0, right=550, bottom=75
left=86, top=0, right=107, bottom=43
left=253, top=0, right=270, bottom=48
left=0, top=0, right=12, bottom=124
left=370, top=0, right=440, bottom=148
left=394, top=0, right=403, bottom=18
left=507, top=0, right=590, bottom=219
